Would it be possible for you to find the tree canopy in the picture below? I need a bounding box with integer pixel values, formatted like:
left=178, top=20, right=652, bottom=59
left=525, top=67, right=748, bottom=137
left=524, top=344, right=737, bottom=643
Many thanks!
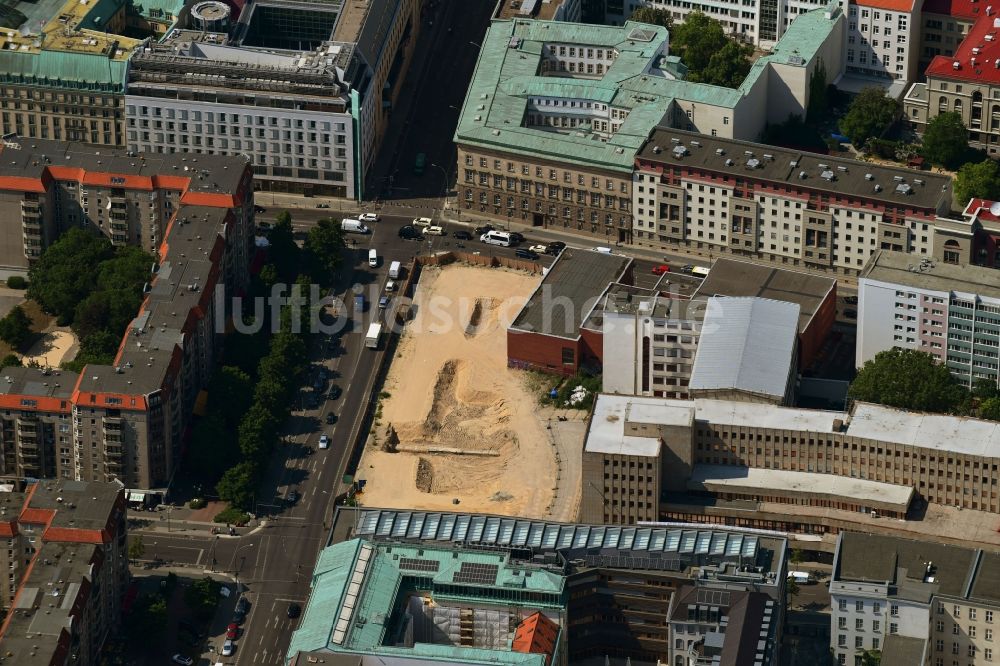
left=954, top=159, right=1000, bottom=207
left=27, top=228, right=113, bottom=324
left=840, top=87, right=899, bottom=146
left=670, top=13, right=752, bottom=88
left=304, top=218, right=346, bottom=285
left=628, top=6, right=672, bottom=28
left=267, top=211, right=301, bottom=283
left=0, top=305, right=33, bottom=349
left=921, top=112, right=971, bottom=169
left=849, top=348, right=965, bottom=413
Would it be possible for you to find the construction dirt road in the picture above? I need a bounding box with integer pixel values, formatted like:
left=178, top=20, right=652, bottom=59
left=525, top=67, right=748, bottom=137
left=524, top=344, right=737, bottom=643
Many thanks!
left=357, top=263, right=582, bottom=521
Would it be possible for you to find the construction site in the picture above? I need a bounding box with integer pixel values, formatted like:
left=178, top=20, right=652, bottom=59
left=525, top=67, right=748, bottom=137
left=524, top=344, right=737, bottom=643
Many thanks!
left=358, top=263, right=583, bottom=521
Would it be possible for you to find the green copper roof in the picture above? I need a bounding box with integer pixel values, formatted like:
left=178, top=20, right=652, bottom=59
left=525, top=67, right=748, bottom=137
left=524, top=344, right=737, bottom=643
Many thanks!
left=0, top=50, right=127, bottom=91
left=455, top=4, right=842, bottom=171
left=287, top=539, right=565, bottom=665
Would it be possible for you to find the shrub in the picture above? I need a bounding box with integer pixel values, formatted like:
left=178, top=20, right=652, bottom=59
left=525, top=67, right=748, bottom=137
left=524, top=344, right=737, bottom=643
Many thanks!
left=212, top=506, right=251, bottom=525
left=188, top=498, right=206, bottom=510
left=5, top=276, right=26, bottom=289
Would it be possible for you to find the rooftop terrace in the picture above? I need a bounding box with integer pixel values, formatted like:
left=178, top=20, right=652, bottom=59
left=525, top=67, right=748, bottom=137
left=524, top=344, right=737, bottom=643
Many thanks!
left=0, top=0, right=140, bottom=58
left=860, top=249, right=1000, bottom=300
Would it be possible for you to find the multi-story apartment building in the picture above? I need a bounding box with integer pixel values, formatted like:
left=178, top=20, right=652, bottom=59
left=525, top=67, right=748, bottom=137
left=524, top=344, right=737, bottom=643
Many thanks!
left=494, top=0, right=582, bottom=22
left=126, top=35, right=358, bottom=198
left=0, top=479, right=128, bottom=665
left=858, top=249, right=1000, bottom=388
left=904, top=9, right=1000, bottom=153
left=830, top=531, right=1000, bottom=666
left=327, top=507, right=788, bottom=665
left=456, top=7, right=845, bottom=235
left=581, top=393, right=1000, bottom=534
left=633, top=128, right=954, bottom=277
left=0, top=141, right=253, bottom=491
left=842, top=0, right=920, bottom=92
left=917, top=0, right=979, bottom=72
left=667, top=585, right=779, bottom=666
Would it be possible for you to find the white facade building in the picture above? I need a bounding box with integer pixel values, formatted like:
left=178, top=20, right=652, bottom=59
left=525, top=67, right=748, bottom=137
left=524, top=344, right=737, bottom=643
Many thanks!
left=843, top=0, right=920, bottom=93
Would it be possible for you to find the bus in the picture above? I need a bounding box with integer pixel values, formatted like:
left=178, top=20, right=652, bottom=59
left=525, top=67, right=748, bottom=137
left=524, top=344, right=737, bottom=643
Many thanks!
left=413, top=152, right=426, bottom=176
left=691, top=265, right=710, bottom=278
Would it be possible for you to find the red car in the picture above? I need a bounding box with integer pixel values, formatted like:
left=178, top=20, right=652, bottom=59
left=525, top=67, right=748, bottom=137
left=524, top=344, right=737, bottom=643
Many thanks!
left=226, top=623, right=240, bottom=640
left=651, top=264, right=671, bottom=275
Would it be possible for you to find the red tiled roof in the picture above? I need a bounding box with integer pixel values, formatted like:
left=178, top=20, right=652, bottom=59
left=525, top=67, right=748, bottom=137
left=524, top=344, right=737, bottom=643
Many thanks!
left=923, top=0, right=987, bottom=19
left=856, top=0, right=917, bottom=11
left=511, top=612, right=559, bottom=666
left=926, top=13, right=1000, bottom=83
left=965, top=197, right=1000, bottom=220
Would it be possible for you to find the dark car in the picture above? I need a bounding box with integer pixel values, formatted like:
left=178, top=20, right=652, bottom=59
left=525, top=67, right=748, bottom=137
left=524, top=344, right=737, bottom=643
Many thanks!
left=379, top=295, right=391, bottom=310
left=325, top=412, right=338, bottom=425
left=508, top=232, right=525, bottom=244
left=254, top=205, right=266, bottom=213
left=286, top=490, right=300, bottom=505
left=287, top=603, right=302, bottom=619
left=545, top=241, right=566, bottom=255
left=844, top=309, right=857, bottom=319
left=514, top=248, right=539, bottom=260
left=398, top=225, right=424, bottom=241
left=232, top=609, right=246, bottom=625
left=844, top=296, right=858, bottom=305
left=328, top=385, right=342, bottom=400
left=473, top=224, right=494, bottom=236
left=453, top=230, right=473, bottom=241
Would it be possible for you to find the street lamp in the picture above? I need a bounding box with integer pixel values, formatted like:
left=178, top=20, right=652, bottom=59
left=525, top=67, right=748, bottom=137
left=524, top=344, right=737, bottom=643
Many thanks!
left=430, top=163, right=449, bottom=217
left=231, top=542, right=255, bottom=595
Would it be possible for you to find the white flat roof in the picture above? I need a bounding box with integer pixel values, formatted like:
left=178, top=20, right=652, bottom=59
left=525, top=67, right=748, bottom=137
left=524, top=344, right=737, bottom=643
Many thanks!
left=693, top=399, right=843, bottom=432
left=689, top=464, right=914, bottom=509
left=586, top=394, right=692, bottom=456
left=849, top=403, right=1000, bottom=457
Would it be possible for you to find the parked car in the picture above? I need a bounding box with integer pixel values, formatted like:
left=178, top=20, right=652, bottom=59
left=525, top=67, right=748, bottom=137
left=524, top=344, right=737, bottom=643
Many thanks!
left=398, top=225, right=424, bottom=241
left=528, top=244, right=547, bottom=253
left=235, top=597, right=250, bottom=614
left=222, top=640, right=235, bottom=657
left=844, top=309, right=857, bottom=319
left=453, top=230, right=472, bottom=241
left=514, top=248, right=539, bottom=260
left=385, top=280, right=396, bottom=293
left=425, top=225, right=446, bottom=236
left=412, top=217, right=433, bottom=228
left=226, top=623, right=240, bottom=640
left=253, top=205, right=266, bottom=213
left=232, top=609, right=246, bottom=625
left=172, top=655, right=194, bottom=666
left=287, top=603, right=302, bottom=619
left=545, top=241, right=566, bottom=255
left=508, top=232, right=525, bottom=244
left=379, top=295, right=391, bottom=309
left=325, top=412, right=338, bottom=425
left=286, top=489, right=300, bottom=505
left=680, top=264, right=694, bottom=273
left=651, top=264, right=670, bottom=275
left=358, top=212, right=380, bottom=222
left=316, top=203, right=331, bottom=209
left=473, top=224, right=494, bottom=236
left=319, top=434, right=330, bottom=449
left=328, top=385, right=342, bottom=400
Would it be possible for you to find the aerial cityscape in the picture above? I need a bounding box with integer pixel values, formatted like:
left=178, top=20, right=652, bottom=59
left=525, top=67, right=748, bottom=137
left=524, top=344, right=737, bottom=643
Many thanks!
left=2, top=0, right=1000, bottom=664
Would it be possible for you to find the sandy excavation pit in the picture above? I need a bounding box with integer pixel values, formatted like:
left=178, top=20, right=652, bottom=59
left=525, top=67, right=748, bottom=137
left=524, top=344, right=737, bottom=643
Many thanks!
left=358, top=264, right=558, bottom=518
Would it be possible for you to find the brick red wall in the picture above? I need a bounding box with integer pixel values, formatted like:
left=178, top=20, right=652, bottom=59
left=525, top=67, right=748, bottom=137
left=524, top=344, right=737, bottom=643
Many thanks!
left=801, top=283, right=837, bottom=369
left=507, top=329, right=583, bottom=376
left=580, top=328, right=604, bottom=368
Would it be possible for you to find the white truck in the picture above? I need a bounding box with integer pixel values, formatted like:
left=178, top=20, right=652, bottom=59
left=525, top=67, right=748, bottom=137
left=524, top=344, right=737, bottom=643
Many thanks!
left=365, top=322, right=382, bottom=349
left=341, top=218, right=370, bottom=234
left=388, top=260, right=402, bottom=279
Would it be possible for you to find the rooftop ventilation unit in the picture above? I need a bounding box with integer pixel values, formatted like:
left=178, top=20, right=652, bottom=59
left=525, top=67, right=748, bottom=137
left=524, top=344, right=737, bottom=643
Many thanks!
left=799, top=171, right=807, bottom=179
left=725, top=158, right=735, bottom=166
left=744, top=150, right=754, bottom=156
left=875, top=184, right=883, bottom=192
left=954, top=61, right=961, bottom=70
left=763, top=153, right=773, bottom=160
left=914, top=178, right=924, bottom=185
left=790, top=160, right=798, bottom=167
left=817, top=163, right=829, bottom=169
left=893, top=175, right=904, bottom=181
left=672, top=145, right=689, bottom=157
left=821, top=170, right=835, bottom=180
left=671, top=137, right=680, bottom=144
left=896, top=183, right=913, bottom=194
left=652, top=145, right=661, bottom=153
left=716, top=148, right=725, bottom=155
left=690, top=140, right=701, bottom=147
left=974, top=47, right=981, bottom=55
left=746, top=158, right=761, bottom=169
left=837, top=165, right=848, bottom=172
left=865, top=173, right=874, bottom=180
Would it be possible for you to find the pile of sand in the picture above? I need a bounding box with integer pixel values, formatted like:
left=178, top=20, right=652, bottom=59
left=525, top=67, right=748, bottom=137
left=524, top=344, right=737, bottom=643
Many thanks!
left=358, top=265, right=557, bottom=518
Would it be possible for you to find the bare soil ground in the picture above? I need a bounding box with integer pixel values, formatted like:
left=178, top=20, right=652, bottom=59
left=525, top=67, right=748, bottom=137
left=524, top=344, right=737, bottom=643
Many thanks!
left=358, top=264, right=564, bottom=519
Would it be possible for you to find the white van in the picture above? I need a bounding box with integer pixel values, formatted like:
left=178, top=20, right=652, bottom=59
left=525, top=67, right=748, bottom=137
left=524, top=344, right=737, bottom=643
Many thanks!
left=481, top=230, right=513, bottom=247
left=788, top=571, right=815, bottom=585
left=368, top=249, right=378, bottom=268
left=388, top=260, right=402, bottom=279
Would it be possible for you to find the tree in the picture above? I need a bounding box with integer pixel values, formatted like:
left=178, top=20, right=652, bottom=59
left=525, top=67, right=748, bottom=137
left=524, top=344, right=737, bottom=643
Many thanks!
left=186, top=414, right=239, bottom=481
left=787, top=578, right=800, bottom=605
left=954, top=159, right=1000, bottom=207
left=921, top=112, right=970, bottom=169
left=849, top=348, right=965, bottom=413
left=807, top=59, right=829, bottom=123
left=267, top=212, right=301, bottom=283
left=183, top=576, right=221, bottom=621
left=209, top=366, right=254, bottom=428
left=0, top=354, right=20, bottom=368
left=629, top=6, right=673, bottom=28
left=304, top=218, right=345, bottom=285
left=858, top=649, right=882, bottom=666
left=671, top=12, right=728, bottom=78
left=259, top=263, right=279, bottom=289
left=699, top=40, right=753, bottom=88
left=128, top=535, right=145, bottom=562
left=0, top=306, right=32, bottom=349
left=840, top=87, right=900, bottom=146
left=790, top=548, right=804, bottom=564
left=125, top=593, right=167, bottom=642
left=216, top=461, right=256, bottom=509
left=27, top=228, right=112, bottom=323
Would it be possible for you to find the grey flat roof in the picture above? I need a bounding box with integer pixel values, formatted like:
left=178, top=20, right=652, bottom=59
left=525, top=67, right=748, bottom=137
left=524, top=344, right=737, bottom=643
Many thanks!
left=689, top=464, right=914, bottom=509
left=28, top=479, right=123, bottom=532
left=848, top=402, right=1000, bottom=457
left=970, top=552, right=1000, bottom=604
left=689, top=297, right=799, bottom=399
left=694, top=257, right=836, bottom=334
left=509, top=250, right=630, bottom=339
left=860, top=250, right=1000, bottom=300
left=835, top=532, right=978, bottom=599
left=586, top=394, right=694, bottom=456
left=0, top=367, right=77, bottom=399
left=881, top=636, right=927, bottom=666
left=638, top=128, right=950, bottom=212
